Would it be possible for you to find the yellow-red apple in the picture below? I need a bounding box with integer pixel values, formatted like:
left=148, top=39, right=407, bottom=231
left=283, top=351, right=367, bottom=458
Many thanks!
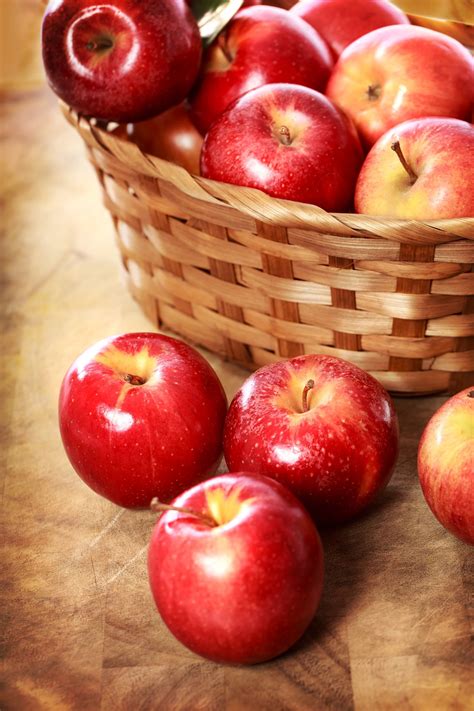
left=418, top=388, right=474, bottom=545
left=355, top=117, right=474, bottom=219
left=326, top=25, right=474, bottom=147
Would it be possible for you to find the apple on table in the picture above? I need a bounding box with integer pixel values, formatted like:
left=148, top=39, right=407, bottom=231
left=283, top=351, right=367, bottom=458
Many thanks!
left=355, top=117, right=474, bottom=219
left=190, top=5, right=333, bottom=134
left=59, top=333, right=227, bottom=508
left=224, top=354, right=399, bottom=525
left=200, top=82, right=363, bottom=210
left=418, top=388, right=474, bottom=546
left=42, top=0, right=202, bottom=123
left=148, top=473, right=324, bottom=664
left=326, top=25, right=474, bottom=147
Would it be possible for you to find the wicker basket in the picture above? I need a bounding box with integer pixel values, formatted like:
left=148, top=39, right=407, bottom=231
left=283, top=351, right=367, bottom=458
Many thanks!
left=62, top=103, right=474, bottom=396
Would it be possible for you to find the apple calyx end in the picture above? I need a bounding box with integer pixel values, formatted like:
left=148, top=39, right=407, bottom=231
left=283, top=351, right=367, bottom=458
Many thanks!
left=302, top=379, right=315, bottom=413
left=86, top=36, right=114, bottom=54
left=278, top=125, right=292, bottom=146
left=391, top=139, right=417, bottom=185
left=468, top=391, right=474, bottom=398
left=123, top=373, right=147, bottom=386
left=150, top=498, right=215, bottom=527
left=367, top=84, right=381, bottom=102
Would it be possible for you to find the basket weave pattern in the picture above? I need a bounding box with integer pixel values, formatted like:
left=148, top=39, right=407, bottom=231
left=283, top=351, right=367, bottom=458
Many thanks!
left=63, top=105, right=474, bottom=395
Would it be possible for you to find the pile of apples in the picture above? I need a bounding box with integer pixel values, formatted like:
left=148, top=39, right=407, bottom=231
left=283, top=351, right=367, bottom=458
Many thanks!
left=59, top=332, right=474, bottom=664
left=42, top=0, right=474, bottom=220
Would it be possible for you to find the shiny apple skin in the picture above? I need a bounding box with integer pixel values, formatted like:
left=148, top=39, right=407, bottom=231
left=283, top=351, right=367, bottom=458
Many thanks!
left=117, top=103, right=203, bottom=174
left=58, top=333, right=227, bottom=508
left=224, top=355, right=399, bottom=524
left=418, top=388, right=474, bottom=545
left=355, top=118, right=474, bottom=219
left=326, top=25, right=474, bottom=148
left=291, top=0, right=408, bottom=61
left=190, top=6, right=333, bottom=134
left=148, top=473, right=324, bottom=664
left=42, top=0, right=202, bottom=123
left=201, top=83, right=363, bottom=210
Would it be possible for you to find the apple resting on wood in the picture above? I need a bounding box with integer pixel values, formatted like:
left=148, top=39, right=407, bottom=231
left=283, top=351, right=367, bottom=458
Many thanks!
left=59, top=333, right=227, bottom=508
left=148, top=473, right=324, bottom=664
left=224, top=355, right=399, bottom=524
left=190, top=5, right=333, bottom=134
left=290, top=0, right=409, bottom=60
left=355, top=117, right=474, bottom=219
left=326, top=25, right=474, bottom=147
left=42, top=0, right=202, bottom=123
left=418, top=387, right=474, bottom=546
left=200, top=83, right=363, bottom=210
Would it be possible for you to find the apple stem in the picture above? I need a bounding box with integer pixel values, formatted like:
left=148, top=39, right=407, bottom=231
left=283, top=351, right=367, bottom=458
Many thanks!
left=217, top=33, right=233, bottom=64
left=302, top=379, right=315, bottom=413
left=150, top=498, right=215, bottom=527
left=391, top=139, right=417, bottom=184
left=279, top=126, right=292, bottom=146
left=124, top=373, right=146, bottom=386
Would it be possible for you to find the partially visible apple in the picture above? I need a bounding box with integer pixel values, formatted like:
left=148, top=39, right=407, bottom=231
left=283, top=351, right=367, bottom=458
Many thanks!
left=190, top=5, right=333, bottom=134
left=224, top=355, right=399, bottom=524
left=148, top=473, right=324, bottom=664
left=42, top=0, right=202, bottom=123
left=59, top=333, right=227, bottom=508
left=116, top=104, right=203, bottom=174
left=418, top=388, right=474, bottom=546
left=290, top=0, right=408, bottom=60
left=200, top=83, right=363, bottom=210
left=326, top=25, right=474, bottom=147
left=355, top=118, right=474, bottom=219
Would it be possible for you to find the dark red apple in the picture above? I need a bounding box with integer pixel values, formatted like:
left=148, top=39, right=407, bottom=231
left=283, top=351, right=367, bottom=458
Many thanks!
left=114, top=103, right=203, bottom=174
left=190, top=5, right=333, bottom=134
left=148, top=473, right=324, bottom=664
left=58, top=333, right=227, bottom=508
left=42, top=0, right=202, bottom=123
left=200, top=83, right=363, bottom=210
left=418, top=388, right=474, bottom=545
left=224, top=355, right=399, bottom=524
left=291, top=0, right=409, bottom=60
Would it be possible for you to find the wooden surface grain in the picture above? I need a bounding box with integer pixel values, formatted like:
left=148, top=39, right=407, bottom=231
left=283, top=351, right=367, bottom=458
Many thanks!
left=1, top=88, right=473, bottom=711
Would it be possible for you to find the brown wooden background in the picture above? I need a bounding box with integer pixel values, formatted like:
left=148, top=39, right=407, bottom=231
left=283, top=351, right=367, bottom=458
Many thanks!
left=1, top=3, right=473, bottom=709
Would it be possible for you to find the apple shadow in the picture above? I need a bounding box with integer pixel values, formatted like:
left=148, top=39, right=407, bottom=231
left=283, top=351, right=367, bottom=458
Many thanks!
left=287, top=485, right=405, bottom=658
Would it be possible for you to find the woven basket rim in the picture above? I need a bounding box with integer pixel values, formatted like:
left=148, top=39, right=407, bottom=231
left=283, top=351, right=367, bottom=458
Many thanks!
left=61, top=103, right=474, bottom=244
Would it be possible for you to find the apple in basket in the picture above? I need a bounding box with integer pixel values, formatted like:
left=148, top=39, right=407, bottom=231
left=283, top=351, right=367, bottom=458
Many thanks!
left=326, top=25, right=474, bottom=147
left=200, top=83, right=363, bottom=211
left=418, top=388, right=474, bottom=545
left=224, top=355, right=399, bottom=525
left=114, top=103, right=203, bottom=175
left=148, top=473, right=324, bottom=663
left=42, top=0, right=202, bottom=123
left=355, top=117, right=474, bottom=219
left=58, top=333, right=227, bottom=508
left=190, top=5, right=333, bottom=134
left=290, top=0, right=409, bottom=60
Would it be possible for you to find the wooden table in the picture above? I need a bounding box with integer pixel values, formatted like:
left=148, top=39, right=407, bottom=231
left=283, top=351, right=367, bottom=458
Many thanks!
left=2, top=88, right=473, bottom=711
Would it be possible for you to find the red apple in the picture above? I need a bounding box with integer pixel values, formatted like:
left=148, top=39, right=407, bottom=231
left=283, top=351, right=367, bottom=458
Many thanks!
left=224, top=355, right=399, bottom=524
left=42, top=0, right=202, bottom=123
left=115, top=103, right=203, bottom=174
left=190, top=5, right=333, bottom=134
left=200, top=83, right=363, bottom=210
left=418, top=388, right=474, bottom=545
left=148, top=473, right=324, bottom=664
left=58, top=333, right=227, bottom=508
left=355, top=117, right=474, bottom=219
left=291, top=0, right=409, bottom=60
left=326, top=25, right=474, bottom=147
